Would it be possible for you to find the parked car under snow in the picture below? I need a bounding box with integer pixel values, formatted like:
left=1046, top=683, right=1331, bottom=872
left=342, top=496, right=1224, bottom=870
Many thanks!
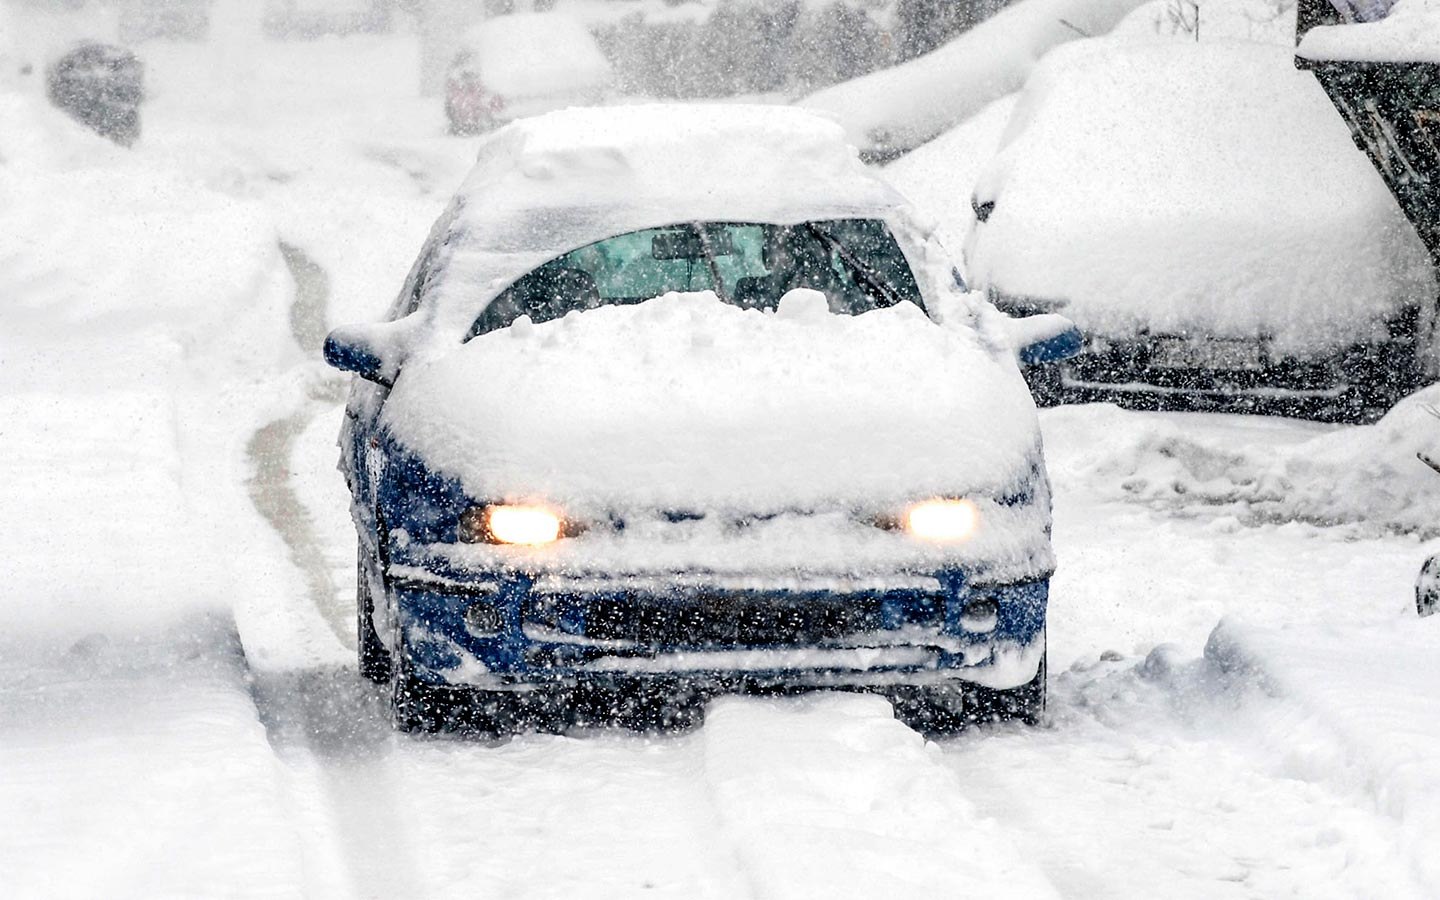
left=965, top=40, right=1438, bottom=422
left=324, top=105, right=1080, bottom=736
left=443, top=12, right=612, bottom=137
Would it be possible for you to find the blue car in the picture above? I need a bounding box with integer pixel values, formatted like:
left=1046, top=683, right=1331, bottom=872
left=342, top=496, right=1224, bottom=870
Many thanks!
left=323, top=105, right=1080, bottom=735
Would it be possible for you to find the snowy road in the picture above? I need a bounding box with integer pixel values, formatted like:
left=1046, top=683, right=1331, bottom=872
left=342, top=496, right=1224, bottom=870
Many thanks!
left=4, top=27, right=1440, bottom=900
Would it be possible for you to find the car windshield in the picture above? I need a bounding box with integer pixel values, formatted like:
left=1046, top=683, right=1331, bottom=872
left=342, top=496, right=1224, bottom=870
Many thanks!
left=467, top=219, right=924, bottom=339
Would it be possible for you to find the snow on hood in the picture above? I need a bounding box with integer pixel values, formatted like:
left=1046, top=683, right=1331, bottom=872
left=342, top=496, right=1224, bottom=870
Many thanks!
left=382, top=290, right=1039, bottom=511
left=416, top=105, right=909, bottom=344
left=965, top=40, right=1434, bottom=355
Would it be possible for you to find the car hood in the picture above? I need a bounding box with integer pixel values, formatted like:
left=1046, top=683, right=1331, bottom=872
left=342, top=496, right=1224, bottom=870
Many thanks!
left=381, top=290, right=1039, bottom=512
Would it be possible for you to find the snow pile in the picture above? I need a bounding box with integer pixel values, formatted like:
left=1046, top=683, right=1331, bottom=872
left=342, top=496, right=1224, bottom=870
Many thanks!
left=419, top=104, right=910, bottom=336
left=797, top=0, right=1149, bottom=155
left=1043, top=385, right=1440, bottom=535
left=456, top=12, right=612, bottom=99
left=1300, top=0, right=1440, bottom=62
left=385, top=289, right=1039, bottom=510
left=965, top=39, right=1433, bottom=354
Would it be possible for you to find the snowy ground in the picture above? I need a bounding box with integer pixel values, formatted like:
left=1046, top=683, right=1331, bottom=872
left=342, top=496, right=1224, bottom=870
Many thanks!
left=4, top=26, right=1440, bottom=900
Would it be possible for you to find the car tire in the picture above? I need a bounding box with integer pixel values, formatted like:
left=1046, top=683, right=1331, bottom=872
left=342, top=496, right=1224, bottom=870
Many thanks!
left=1338, top=307, right=1429, bottom=423
left=890, top=650, right=1047, bottom=737
left=356, top=545, right=392, bottom=684
left=388, top=636, right=519, bottom=737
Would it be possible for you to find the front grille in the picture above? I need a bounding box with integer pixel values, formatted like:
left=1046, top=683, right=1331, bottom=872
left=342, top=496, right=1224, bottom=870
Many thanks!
left=523, top=590, right=942, bottom=648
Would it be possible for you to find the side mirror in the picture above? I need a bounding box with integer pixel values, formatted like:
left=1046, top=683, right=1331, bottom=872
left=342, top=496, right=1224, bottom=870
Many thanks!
left=323, top=324, right=395, bottom=387
left=1001, top=312, right=1083, bottom=365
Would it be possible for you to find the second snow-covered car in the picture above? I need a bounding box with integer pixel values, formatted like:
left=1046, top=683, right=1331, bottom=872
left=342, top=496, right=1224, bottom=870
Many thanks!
left=324, top=105, right=1080, bottom=735
left=966, top=40, right=1438, bottom=422
left=443, top=12, right=612, bottom=136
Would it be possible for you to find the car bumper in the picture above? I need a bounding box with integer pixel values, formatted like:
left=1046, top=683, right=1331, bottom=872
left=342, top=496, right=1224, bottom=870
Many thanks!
left=388, top=566, right=1047, bottom=693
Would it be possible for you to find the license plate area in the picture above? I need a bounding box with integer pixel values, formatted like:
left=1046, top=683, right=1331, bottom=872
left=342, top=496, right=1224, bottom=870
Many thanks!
left=1150, top=337, right=1264, bottom=370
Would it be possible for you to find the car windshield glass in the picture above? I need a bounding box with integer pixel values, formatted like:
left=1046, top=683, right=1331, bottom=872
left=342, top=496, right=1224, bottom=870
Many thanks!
left=466, top=219, right=924, bottom=339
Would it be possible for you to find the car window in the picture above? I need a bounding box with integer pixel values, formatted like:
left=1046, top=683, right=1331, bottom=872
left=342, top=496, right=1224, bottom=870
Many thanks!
left=466, top=218, right=923, bottom=339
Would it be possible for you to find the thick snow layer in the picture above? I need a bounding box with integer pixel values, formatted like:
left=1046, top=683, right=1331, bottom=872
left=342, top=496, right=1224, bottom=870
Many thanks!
left=384, top=289, right=1039, bottom=511
left=455, top=13, right=612, bottom=98
left=1300, top=0, right=1440, bottom=62
left=797, top=0, right=1148, bottom=154
left=966, top=39, right=1434, bottom=354
left=421, top=104, right=909, bottom=337
left=1042, top=384, right=1440, bottom=536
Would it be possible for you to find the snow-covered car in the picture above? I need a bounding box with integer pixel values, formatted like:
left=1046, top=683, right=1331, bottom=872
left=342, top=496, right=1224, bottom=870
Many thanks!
left=443, top=13, right=612, bottom=137
left=46, top=42, right=144, bottom=147
left=323, top=105, right=1081, bottom=735
left=965, top=40, right=1438, bottom=422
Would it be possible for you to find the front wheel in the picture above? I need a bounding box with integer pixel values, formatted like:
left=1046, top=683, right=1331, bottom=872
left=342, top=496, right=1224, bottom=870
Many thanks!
left=356, top=545, right=392, bottom=684
left=890, top=651, right=1047, bottom=737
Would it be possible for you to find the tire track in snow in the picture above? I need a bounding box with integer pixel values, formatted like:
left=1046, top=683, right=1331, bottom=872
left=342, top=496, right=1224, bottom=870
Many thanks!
left=243, top=240, right=423, bottom=899
left=699, top=693, right=1059, bottom=899
left=246, top=242, right=350, bottom=647
left=934, top=651, right=1430, bottom=898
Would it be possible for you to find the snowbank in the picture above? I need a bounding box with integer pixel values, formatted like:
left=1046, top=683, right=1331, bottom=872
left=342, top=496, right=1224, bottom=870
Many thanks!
left=385, top=290, right=1039, bottom=512
left=965, top=39, right=1434, bottom=354
left=1300, top=0, right=1440, bottom=62
left=797, top=0, right=1149, bottom=155
left=1043, top=384, right=1440, bottom=535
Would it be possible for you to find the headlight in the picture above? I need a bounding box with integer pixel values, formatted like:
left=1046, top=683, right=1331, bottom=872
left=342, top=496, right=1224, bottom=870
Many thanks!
left=458, top=504, right=565, bottom=545
left=904, top=499, right=980, bottom=542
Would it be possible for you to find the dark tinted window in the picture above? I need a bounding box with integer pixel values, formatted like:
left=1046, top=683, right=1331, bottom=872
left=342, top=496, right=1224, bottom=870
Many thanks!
left=467, top=219, right=923, bottom=339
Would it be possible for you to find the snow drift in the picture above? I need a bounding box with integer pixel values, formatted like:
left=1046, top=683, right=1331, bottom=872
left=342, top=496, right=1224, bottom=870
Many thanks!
left=1044, top=384, right=1440, bottom=535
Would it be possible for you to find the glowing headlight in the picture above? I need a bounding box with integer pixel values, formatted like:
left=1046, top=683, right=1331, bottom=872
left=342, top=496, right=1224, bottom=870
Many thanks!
left=460, top=505, right=564, bottom=545
left=905, top=499, right=980, bottom=542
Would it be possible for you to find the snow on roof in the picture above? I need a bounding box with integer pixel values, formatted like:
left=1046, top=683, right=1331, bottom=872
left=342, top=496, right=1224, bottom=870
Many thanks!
left=424, top=104, right=909, bottom=336
left=965, top=39, right=1434, bottom=353
left=455, top=13, right=612, bottom=98
left=1299, top=0, right=1440, bottom=63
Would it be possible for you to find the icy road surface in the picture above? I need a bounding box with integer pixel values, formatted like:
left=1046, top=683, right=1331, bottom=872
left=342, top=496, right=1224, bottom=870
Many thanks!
left=3, top=26, right=1439, bottom=900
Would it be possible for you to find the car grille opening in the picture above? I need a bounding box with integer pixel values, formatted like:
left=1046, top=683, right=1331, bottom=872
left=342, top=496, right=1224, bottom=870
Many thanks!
left=523, top=590, right=943, bottom=648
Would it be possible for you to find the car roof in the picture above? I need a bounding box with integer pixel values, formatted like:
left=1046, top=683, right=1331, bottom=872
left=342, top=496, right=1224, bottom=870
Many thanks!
left=423, top=104, right=912, bottom=333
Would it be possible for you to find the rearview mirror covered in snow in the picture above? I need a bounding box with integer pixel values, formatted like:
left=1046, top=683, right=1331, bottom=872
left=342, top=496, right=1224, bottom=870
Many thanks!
left=1000, top=313, right=1083, bottom=365
left=324, top=324, right=395, bottom=387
